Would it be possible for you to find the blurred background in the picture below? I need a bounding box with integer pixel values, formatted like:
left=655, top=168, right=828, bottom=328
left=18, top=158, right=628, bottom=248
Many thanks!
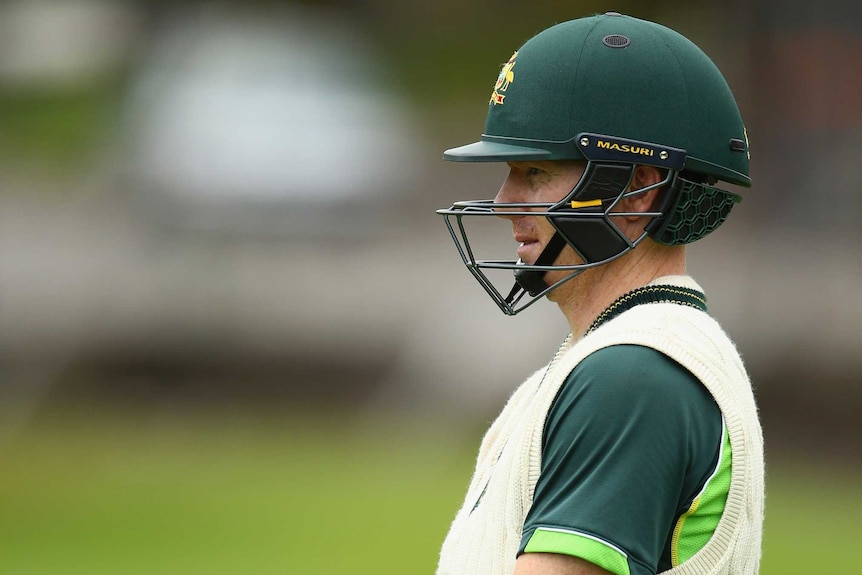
left=0, top=0, right=859, bottom=573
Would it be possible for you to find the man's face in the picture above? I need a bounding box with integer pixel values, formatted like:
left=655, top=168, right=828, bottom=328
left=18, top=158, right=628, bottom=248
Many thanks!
left=493, top=160, right=587, bottom=269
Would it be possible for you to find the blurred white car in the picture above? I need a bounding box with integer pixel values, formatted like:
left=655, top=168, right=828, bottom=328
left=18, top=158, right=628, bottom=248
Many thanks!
left=118, top=3, right=420, bottom=238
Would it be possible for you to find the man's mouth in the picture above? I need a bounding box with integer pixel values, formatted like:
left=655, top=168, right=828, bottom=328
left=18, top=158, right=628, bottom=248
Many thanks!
left=516, top=240, right=540, bottom=263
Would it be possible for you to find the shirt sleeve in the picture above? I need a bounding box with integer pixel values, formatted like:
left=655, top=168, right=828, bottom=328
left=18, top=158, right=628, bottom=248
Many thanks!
left=518, top=344, right=722, bottom=575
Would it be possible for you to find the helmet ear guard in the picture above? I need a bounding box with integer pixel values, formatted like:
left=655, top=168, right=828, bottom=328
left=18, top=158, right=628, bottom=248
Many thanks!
left=645, top=174, right=742, bottom=246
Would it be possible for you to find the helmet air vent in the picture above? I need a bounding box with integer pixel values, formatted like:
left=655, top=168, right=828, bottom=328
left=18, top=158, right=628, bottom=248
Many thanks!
left=602, top=34, right=631, bottom=48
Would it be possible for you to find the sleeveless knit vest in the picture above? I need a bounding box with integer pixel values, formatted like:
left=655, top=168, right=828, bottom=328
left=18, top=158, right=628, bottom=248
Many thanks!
left=437, top=297, right=764, bottom=575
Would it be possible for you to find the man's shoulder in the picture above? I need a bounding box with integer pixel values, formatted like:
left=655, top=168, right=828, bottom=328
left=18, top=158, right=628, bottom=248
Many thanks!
left=579, top=343, right=676, bottom=367
left=574, top=344, right=698, bottom=389
left=556, top=344, right=717, bottom=418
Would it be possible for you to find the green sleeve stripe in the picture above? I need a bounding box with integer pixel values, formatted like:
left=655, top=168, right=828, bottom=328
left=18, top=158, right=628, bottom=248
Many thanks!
left=671, top=416, right=732, bottom=565
left=524, top=527, right=631, bottom=575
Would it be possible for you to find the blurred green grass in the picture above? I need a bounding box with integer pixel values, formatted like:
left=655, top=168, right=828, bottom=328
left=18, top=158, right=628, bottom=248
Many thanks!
left=0, top=408, right=474, bottom=575
left=0, top=407, right=857, bottom=574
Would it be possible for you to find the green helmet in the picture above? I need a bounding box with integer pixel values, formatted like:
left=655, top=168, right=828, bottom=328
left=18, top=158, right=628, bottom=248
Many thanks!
left=437, top=13, right=750, bottom=315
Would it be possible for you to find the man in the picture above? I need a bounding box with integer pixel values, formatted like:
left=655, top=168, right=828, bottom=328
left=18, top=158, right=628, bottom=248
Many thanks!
left=435, top=13, right=764, bottom=575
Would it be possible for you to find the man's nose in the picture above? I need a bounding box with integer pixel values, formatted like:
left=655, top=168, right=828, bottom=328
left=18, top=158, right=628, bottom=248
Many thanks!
left=493, top=171, right=523, bottom=219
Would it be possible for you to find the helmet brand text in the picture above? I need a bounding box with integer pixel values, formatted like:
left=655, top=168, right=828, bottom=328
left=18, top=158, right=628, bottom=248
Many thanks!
left=597, top=140, right=655, bottom=157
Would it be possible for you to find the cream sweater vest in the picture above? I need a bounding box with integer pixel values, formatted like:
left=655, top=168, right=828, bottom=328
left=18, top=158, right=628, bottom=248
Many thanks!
left=437, top=283, right=765, bottom=575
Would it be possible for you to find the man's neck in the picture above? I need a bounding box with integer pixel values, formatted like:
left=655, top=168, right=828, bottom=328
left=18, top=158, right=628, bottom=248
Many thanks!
left=556, top=243, right=687, bottom=339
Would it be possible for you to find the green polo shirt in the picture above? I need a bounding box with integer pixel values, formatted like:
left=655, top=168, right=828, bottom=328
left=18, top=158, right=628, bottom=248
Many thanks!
left=518, top=344, right=731, bottom=575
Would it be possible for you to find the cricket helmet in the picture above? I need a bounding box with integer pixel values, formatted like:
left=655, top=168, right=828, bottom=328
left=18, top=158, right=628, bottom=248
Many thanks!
left=437, top=12, right=750, bottom=315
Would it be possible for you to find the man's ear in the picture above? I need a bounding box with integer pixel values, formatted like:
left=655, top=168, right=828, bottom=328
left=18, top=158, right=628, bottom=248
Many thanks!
left=621, top=165, right=665, bottom=217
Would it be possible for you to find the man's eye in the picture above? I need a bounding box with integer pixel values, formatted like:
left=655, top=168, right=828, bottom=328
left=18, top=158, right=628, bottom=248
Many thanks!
left=526, top=167, right=543, bottom=177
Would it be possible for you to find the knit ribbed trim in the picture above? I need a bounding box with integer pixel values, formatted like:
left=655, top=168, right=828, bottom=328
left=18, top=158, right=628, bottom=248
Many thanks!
left=585, top=284, right=707, bottom=335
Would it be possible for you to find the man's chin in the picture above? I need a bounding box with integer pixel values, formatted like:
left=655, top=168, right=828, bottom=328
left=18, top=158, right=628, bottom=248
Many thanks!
left=543, top=267, right=586, bottom=302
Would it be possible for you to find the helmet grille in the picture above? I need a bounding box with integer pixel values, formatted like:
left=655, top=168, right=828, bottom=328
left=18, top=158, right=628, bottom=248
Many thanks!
left=654, top=180, right=740, bottom=245
left=602, top=34, right=631, bottom=48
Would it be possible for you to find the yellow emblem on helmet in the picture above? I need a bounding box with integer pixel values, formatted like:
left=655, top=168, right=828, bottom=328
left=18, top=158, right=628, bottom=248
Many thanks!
left=490, top=51, right=518, bottom=105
